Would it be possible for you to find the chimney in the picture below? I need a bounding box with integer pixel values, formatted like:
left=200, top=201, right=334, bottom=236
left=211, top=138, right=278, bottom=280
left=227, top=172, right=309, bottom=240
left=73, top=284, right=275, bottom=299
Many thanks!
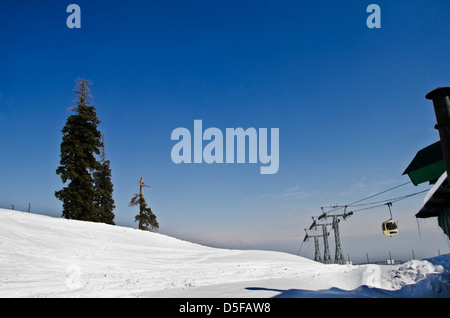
left=426, top=87, right=450, bottom=176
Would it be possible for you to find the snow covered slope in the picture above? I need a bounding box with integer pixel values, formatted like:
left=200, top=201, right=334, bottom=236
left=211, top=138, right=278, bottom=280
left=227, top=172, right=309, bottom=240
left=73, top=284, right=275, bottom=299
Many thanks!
left=0, top=209, right=448, bottom=298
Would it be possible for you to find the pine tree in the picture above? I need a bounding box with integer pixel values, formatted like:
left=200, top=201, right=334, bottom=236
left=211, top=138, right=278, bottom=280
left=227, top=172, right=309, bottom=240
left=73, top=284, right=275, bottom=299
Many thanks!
left=129, top=178, right=159, bottom=231
left=93, top=134, right=115, bottom=225
left=55, top=78, right=102, bottom=221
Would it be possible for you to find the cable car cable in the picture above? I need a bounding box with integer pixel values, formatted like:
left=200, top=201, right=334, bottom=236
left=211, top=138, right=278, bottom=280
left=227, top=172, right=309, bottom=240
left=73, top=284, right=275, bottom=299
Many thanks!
left=320, top=183, right=427, bottom=215
left=348, top=189, right=428, bottom=213
left=346, top=181, right=412, bottom=206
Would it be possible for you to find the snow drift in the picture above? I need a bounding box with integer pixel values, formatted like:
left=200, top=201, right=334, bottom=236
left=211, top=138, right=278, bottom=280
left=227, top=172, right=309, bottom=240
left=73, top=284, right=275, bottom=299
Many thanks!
left=0, top=209, right=448, bottom=298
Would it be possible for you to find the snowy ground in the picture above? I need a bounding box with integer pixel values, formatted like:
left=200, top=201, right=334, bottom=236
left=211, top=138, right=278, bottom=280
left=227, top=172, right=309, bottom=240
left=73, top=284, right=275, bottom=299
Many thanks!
left=0, top=209, right=448, bottom=298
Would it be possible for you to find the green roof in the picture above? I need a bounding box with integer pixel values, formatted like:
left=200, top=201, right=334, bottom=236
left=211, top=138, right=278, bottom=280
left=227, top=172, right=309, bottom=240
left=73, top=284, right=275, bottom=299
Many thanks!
left=403, top=141, right=446, bottom=186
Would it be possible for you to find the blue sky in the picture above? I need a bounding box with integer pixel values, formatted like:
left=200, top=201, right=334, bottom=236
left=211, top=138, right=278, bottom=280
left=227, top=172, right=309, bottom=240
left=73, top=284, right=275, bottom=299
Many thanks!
left=1, top=0, right=449, bottom=262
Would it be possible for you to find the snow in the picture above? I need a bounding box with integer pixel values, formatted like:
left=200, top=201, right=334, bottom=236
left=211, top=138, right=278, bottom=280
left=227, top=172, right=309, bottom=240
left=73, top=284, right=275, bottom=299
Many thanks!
left=424, top=171, right=447, bottom=203
left=0, top=209, right=448, bottom=298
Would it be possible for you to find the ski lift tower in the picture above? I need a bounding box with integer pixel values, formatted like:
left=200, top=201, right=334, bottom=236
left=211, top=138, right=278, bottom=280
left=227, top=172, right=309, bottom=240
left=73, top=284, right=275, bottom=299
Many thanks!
left=318, top=207, right=353, bottom=265
left=303, top=229, right=323, bottom=263
left=310, top=218, right=332, bottom=264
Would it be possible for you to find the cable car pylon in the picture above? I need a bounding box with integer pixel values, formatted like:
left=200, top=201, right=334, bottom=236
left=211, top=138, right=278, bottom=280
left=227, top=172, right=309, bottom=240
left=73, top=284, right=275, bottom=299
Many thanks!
left=318, top=207, right=353, bottom=265
left=303, top=229, right=322, bottom=263
left=309, top=217, right=332, bottom=264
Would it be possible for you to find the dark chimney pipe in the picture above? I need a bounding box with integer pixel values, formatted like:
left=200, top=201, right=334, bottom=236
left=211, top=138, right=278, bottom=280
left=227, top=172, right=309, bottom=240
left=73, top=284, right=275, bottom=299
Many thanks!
left=426, top=87, right=450, bottom=176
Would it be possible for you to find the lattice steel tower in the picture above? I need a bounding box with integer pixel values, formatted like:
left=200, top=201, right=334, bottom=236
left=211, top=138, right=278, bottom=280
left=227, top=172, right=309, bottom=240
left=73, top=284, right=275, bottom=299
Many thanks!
left=303, top=229, right=323, bottom=263
left=319, top=208, right=353, bottom=265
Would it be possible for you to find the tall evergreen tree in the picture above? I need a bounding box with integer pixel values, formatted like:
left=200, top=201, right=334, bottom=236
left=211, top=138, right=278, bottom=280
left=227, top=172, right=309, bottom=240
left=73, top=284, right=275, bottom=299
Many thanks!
left=129, top=178, right=159, bottom=231
left=55, top=78, right=102, bottom=221
left=93, top=134, right=115, bottom=225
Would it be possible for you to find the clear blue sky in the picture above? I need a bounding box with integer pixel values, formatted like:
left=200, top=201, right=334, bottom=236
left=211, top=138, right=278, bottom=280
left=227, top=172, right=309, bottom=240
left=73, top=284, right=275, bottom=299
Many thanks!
left=1, top=0, right=449, bottom=262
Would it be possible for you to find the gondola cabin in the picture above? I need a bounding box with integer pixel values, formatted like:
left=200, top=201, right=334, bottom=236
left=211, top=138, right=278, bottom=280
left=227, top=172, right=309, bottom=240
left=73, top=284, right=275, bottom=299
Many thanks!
left=382, top=220, right=398, bottom=236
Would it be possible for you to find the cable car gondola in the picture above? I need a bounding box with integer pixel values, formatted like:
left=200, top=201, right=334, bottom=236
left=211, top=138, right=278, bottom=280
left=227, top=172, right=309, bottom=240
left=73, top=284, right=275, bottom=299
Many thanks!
left=382, top=202, right=398, bottom=236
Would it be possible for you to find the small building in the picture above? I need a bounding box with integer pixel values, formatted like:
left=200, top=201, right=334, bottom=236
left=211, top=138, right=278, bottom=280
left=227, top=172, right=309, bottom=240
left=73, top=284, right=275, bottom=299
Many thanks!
left=403, top=141, right=445, bottom=186
left=403, top=143, right=450, bottom=238
left=404, top=87, right=450, bottom=239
